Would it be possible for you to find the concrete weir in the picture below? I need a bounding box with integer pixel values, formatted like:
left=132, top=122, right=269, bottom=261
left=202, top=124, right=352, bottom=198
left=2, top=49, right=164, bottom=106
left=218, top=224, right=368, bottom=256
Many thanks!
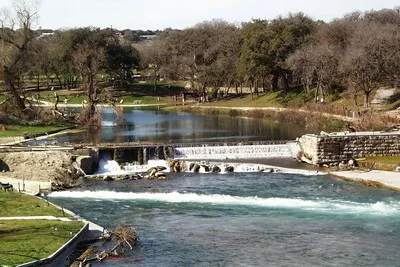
left=299, top=131, right=400, bottom=165
left=87, top=141, right=301, bottom=172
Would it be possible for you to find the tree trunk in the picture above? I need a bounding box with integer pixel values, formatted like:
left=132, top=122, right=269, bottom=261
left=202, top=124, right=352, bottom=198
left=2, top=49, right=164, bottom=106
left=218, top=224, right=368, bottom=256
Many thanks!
left=282, top=74, right=289, bottom=94
left=36, top=74, right=40, bottom=90
left=87, top=74, right=97, bottom=119
left=56, top=75, right=62, bottom=89
left=271, top=74, right=278, bottom=91
left=364, top=90, right=371, bottom=108
left=4, top=67, right=26, bottom=110
left=153, top=69, right=158, bottom=93
left=255, top=79, right=259, bottom=97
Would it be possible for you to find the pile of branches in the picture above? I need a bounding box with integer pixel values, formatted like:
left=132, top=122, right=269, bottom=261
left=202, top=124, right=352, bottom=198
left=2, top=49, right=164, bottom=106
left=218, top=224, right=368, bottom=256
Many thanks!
left=72, top=225, right=140, bottom=266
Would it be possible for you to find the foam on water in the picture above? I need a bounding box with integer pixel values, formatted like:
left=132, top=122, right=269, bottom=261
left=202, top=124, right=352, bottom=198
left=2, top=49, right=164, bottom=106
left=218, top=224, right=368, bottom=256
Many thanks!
left=49, top=191, right=399, bottom=216
left=174, top=143, right=301, bottom=160
left=96, top=158, right=322, bottom=176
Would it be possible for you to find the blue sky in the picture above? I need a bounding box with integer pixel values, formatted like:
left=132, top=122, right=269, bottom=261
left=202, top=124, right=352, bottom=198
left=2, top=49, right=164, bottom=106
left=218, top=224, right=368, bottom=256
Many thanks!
left=1, top=0, right=399, bottom=30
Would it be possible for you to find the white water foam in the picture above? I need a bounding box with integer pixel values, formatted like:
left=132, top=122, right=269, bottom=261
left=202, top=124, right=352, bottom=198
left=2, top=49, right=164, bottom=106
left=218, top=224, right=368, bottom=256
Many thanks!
left=96, top=158, right=322, bottom=176
left=174, top=143, right=301, bottom=160
left=49, top=191, right=399, bottom=216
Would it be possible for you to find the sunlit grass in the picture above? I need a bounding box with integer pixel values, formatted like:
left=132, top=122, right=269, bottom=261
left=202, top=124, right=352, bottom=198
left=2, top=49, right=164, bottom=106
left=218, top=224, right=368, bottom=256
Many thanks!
left=0, top=220, right=83, bottom=266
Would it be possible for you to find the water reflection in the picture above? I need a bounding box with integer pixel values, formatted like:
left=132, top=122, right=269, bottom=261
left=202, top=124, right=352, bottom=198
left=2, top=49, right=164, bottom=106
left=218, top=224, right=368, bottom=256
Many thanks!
left=53, top=107, right=311, bottom=144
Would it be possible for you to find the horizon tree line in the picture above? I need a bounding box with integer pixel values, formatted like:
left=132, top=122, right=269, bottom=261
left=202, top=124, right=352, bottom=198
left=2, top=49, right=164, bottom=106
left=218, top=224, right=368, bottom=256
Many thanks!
left=1, top=0, right=399, bottom=125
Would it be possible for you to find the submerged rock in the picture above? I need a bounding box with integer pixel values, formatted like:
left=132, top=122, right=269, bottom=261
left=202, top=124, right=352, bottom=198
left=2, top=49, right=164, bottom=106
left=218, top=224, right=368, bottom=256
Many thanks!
left=225, top=166, right=234, bottom=173
left=211, top=166, right=221, bottom=173
left=103, top=176, right=114, bottom=181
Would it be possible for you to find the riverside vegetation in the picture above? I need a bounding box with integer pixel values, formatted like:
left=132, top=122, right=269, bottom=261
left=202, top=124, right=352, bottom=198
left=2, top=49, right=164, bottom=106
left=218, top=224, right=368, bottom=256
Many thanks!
left=0, top=2, right=399, bottom=135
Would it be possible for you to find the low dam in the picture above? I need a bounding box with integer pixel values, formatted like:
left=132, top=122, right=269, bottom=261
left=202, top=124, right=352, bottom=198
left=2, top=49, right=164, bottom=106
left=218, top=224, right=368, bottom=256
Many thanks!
left=299, top=131, right=400, bottom=165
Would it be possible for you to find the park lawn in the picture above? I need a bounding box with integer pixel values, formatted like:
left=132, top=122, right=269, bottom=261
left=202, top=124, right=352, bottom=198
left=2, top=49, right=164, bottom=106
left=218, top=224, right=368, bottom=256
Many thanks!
left=118, top=95, right=168, bottom=104
left=0, top=124, right=71, bottom=138
left=0, top=220, right=84, bottom=266
left=0, top=191, right=70, bottom=217
left=206, top=92, right=285, bottom=108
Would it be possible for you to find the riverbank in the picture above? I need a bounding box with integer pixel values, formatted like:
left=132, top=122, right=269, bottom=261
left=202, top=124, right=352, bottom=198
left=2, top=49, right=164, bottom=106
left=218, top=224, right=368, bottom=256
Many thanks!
left=330, top=170, right=400, bottom=192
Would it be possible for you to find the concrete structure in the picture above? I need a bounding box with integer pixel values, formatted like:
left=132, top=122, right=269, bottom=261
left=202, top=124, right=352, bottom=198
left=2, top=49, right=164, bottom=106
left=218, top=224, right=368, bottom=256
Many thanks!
left=299, top=131, right=400, bottom=164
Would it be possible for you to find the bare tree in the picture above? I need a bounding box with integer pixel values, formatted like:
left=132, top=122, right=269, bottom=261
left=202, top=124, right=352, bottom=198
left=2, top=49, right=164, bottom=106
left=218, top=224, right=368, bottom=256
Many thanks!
left=0, top=0, right=40, bottom=111
left=73, top=43, right=105, bottom=122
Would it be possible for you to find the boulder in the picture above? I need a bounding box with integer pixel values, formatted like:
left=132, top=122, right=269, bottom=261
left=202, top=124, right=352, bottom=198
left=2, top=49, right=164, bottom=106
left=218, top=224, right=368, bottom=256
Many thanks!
left=225, top=166, right=234, bottom=173
left=371, top=87, right=400, bottom=106
left=192, top=164, right=201, bottom=173
left=103, top=175, right=114, bottom=181
left=76, top=156, right=93, bottom=175
left=396, top=166, right=400, bottom=172
left=202, top=165, right=210, bottom=172
left=211, top=166, right=221, bottom=173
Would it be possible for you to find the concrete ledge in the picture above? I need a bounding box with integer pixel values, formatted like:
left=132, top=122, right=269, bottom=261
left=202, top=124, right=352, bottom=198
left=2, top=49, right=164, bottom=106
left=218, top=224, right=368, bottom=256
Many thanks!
left=330, top=170, right=400, bottom=192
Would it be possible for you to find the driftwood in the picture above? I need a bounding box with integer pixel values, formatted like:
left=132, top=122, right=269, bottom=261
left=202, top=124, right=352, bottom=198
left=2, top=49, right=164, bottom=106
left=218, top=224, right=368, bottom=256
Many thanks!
left=71, top=225, right=139, bottom=266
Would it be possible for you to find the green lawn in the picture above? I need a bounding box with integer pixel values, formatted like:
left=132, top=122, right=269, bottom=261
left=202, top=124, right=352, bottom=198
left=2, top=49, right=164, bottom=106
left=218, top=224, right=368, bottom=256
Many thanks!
left=0, top=191, right=70, bottom=217
left=362, top=156, right=400, bottom=165
left=0, top=220, right=84, bottom=266
left=206, top=92, right=285, bottom=108
left=0, top=125, right=71, bottom=138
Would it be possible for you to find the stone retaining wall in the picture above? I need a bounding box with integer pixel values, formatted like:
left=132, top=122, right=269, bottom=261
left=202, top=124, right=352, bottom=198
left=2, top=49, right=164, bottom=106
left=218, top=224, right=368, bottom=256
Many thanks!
left=299, top=132, right=400, bottom=164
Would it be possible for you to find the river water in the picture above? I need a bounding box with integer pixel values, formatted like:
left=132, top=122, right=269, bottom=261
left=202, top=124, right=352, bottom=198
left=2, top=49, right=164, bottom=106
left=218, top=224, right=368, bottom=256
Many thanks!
left=48, top=107, right=309, bottom=144
left=46, top=108, right=400, bottom=266
left=49, top=170, right=400, bottom=266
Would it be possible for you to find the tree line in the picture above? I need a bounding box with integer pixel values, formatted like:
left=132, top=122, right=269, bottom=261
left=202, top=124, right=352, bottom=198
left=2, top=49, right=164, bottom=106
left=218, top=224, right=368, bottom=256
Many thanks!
left=1, top=1, right=400, bottom=125
left=137, top=7, right=400, bottom=107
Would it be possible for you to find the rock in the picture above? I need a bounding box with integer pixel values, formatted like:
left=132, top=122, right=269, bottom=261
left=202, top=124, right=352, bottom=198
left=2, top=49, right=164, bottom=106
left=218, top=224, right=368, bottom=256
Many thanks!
left=149, top=169, right=157, bottom=177
left=193, top=164, right=201, bottom=173
left=155, top=171, right=166, bottom=177
left=211, top=166, right=221, bottom=173
left=396, top=166, right=400, bottom=172
left=371, top=87, right=400, bottom=105
left=76, top=156, right=93, bottom=175
left=202, top=165, right=210, bottom=172
left=225, top=166, right=234, bottom=173
left=264, top=168, right=274, bottom=173
left=189, top=163, right=195, bottom=171
left=157, top=166, right=167, bottom=171
left=103, top=176, right=114, bottom=181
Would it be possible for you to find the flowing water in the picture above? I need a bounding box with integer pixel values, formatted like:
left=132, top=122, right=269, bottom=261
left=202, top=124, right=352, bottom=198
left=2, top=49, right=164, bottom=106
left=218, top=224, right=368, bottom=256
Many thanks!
left=43, top=108, right=400, bottom=265
left=49, top=167, right=400, bottom=266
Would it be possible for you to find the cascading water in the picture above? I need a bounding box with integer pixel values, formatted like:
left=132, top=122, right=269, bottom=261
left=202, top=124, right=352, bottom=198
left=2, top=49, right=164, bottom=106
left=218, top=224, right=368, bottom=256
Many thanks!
left=173, top=143, right=300, bottom=160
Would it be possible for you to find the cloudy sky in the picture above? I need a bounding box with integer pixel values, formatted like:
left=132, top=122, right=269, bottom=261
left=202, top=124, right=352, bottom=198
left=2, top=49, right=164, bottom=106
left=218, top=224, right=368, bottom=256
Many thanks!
left=1, top=0, right=399, bottom=30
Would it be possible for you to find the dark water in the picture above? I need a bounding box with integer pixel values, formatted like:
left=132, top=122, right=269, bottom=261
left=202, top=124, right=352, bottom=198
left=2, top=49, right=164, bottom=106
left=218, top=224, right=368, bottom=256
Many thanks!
left=49, top=171, right=400, bottom=266
left=47, top=107, right=309, bottom=144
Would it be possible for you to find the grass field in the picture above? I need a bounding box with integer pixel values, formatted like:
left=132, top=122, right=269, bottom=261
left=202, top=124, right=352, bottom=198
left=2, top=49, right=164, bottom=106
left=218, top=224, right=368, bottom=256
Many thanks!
left=0, top=191, right=82, bottom=266
left=362, top=156, right=400, bottom=165
left=0, top=124, right=71, bottom=138
left=0, top=220, right=83, bottom=266
left=0, top=191, right=70, bottom=217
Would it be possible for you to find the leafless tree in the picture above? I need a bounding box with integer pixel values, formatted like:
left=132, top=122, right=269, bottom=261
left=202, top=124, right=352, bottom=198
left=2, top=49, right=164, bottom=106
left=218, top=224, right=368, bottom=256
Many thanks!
left=0, top=0, right=40, bottom=111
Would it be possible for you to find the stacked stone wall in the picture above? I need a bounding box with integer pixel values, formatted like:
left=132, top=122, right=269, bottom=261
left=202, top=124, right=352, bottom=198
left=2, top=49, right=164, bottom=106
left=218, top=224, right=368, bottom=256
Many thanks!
left=299, top=133, right=400, bottom=164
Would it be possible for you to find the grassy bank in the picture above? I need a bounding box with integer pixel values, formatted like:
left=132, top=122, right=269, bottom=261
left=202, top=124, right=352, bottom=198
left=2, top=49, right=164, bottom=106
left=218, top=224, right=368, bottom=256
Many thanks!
left=358, top=156, right=400, bottom=171
left=0, top=191, right=82, bottom=266
left=0, top=124, right=73, bottom=138
left=0, top=220, right=83, bottom=266
left=0, top=191, right=70, bottom=217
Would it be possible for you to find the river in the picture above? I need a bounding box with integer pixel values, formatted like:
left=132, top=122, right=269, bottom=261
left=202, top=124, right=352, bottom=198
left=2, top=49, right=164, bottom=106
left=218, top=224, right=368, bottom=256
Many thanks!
left=46, top=108, right=400, bottom=266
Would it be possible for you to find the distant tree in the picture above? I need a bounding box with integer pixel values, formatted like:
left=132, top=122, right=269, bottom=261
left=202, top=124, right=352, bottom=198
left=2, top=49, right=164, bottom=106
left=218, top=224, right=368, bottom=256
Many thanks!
left=340, top=22, right=400, bottom=107
left=105, top=43, right=140, bottom=82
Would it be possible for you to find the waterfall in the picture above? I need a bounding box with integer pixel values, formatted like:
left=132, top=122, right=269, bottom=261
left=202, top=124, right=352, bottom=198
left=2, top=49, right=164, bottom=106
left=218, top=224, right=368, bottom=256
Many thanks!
left=173, top=143, right=300, bottom=160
